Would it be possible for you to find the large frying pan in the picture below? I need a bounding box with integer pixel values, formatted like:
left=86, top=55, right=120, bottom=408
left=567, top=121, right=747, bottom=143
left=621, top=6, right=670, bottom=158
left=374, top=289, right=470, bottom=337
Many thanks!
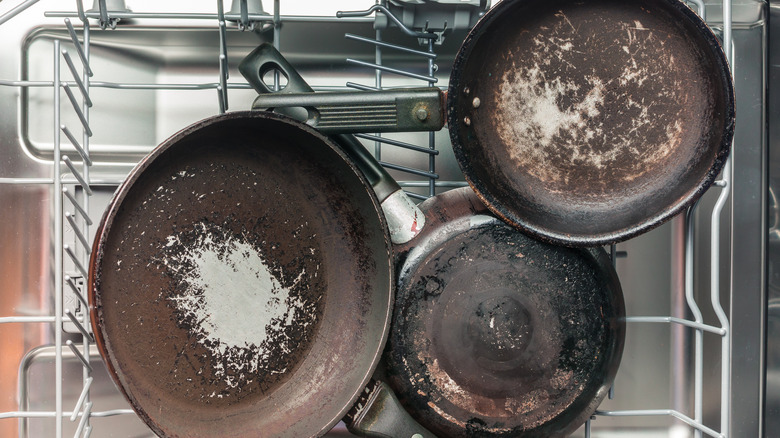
left=244, top=46, right=626, bottom=437
left=88, top=111, right=394, bottom=437
left=251, top=0, right=735, bottom=247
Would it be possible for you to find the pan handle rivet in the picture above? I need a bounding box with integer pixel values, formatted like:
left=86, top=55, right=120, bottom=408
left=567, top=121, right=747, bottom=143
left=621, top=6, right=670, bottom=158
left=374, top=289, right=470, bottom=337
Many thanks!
left=464, top=86, right=470, bottom=95
left=472, top=97, right=481, bottom=108
left=464, top=116, right=471, bottom=126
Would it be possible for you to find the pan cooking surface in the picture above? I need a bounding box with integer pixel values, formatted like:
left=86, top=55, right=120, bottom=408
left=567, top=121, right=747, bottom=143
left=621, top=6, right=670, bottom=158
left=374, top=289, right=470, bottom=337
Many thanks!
left=90, top=113, right=393, bottom=437
left=386, top=190, right=624, bottom=437
left=450, top=0, right=733, bottom=245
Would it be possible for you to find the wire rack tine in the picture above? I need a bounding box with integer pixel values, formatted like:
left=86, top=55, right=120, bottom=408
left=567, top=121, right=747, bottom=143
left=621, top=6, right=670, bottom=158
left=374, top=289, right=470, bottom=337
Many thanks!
left=346, top=58, right=437, bottom=83
left=346, top=81, right=380, bottom=91
left=65, top=275, right=89, bottom=309
left=61, top=84, right=93, bottom=136
left=75, top=0, right=86, bottom=23
left=61, top=50, right=93, bottom=107
left=379, top=160, right=438, bottom=179
left=345, top=33, right=437, bottom=58
left=217, top=0, right=229, bottom=112
left=64, top=244, right=88, bottom=278
left=63, top=187, right=93, bottom=225
left=337, top=4, right=436, bottom=40
left=97, top=0, right=112, bottom=29
left=64, top=20, right=93, bottom=76
left=0, top=0, right=41, bottom=27
left=69, top=377, right=93, bottom=422
left=65, top=310, right=93, bottom=341
left=66, top=340, right=93, bottom=373
left=65, top=212, right=91, bottom=254
left=73, top=401, right=92, bottom=438
left=355, top=133, right=440, bottom=155
left=62, top=156, right=93, bottom=196
left=62, top=125, right=92, bottom=165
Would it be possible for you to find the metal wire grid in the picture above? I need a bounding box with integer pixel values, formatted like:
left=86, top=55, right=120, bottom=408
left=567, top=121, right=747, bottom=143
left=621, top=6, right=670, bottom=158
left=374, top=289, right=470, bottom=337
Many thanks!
left=0, top=0, right=735, bottom=437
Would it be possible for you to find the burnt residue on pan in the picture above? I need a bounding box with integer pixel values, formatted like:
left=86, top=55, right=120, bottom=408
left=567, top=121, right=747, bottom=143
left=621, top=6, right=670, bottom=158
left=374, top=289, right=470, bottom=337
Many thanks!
left=97, top=145, right=327, bottom=405
left=448, top=0, right=734, bottom=245
left=385, top=217, right=624, bottom=437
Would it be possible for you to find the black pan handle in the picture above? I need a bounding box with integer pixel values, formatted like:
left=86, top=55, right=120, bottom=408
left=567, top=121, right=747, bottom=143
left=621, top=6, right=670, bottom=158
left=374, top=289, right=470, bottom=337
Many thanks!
left=239, top=44, right=444, bottom=134
left=240, top=43, right=425, bottom=245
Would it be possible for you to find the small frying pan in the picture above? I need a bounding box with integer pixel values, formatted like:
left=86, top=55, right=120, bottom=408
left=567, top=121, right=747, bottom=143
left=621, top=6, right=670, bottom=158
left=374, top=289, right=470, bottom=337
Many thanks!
left=243, top=45, right=626, bottom=437
left=89, top=111, right=394, bottom=437
left=250, top=0, right=735, bottom=247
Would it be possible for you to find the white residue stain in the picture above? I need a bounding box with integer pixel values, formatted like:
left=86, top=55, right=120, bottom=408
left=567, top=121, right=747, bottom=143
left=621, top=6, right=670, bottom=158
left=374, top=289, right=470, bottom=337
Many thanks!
left=162, top=222, right=315, bottom=393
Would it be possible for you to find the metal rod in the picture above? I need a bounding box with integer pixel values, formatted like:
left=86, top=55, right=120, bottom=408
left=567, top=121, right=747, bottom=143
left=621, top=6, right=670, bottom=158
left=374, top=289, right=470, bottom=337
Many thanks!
left=44, top=11, right=373, bottom=23
left=0, top=79, right=256, bottom=89
left=688, top=0, right=706, bottom=21
left=65, top=275, right=89, bottom=309
left=54, top=39, right=64, bottom=438
left=0, top=409, right=136, bottom=420
left=69, top=377, right=93, bottom=421
left=716, top=2, right=733, bottom=434
left=61, top=126, right=92, bottom=166
left=65, top=309, right=93, bottom=341
left=73, top=402, right=92, bottom=438
left=404, top=191, right=428, bottom=201
left=62, top=84, right=93, bottom=136
left=64, top=19, right=94, bottom=77
left=97, top=0, right=110, bottom=29
left=337, top=4, right=436, bottom=40
left=273, top=0, right=280, bottom=87
left=83, top=425, right=92, bottom=438
left=346, top=82, right=380, bottom=91
left=685, top=200, right=705, bottom=438
left=0, top=316, right=58, bottom=323
left=66, top=341, right=94, bottom=373
left=64, top=244, right=88, bottom=279
left=63, top=187, right=92, bottom=225
left=625, top=316, right=726, bottom=335
left=398, top=181, right=467, bottom=188
left=346, top=58, right=437, bottom=83
left=354, top=134, right=439, bottom=155
left=75, top=0, right=86, bottom=23
left=345, top=33, right=437, bottom=59
left=79, top=21, right=92, bottom=421
left=595, top=409, right=724, bottom=438
left=0, top=0, right=40, bottom=26
left=427, top=37, right=436, bottom=198
left=65, top=212, right=91, bottom=254
left=62, top=156, right=93, bottom=196
left=61, top=50, right=93, bottom=107
left=217, top=0, right=229, bottom=112
left=379, top=161, right=438, bottom=179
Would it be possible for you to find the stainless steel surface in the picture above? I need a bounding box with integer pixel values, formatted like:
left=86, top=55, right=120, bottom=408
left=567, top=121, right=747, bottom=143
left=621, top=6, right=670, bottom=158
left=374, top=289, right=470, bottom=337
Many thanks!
left=0, top=0, right=768, bottom=437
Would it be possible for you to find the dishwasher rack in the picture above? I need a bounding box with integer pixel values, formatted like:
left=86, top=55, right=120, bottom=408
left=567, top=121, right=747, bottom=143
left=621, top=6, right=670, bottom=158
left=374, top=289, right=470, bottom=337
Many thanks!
left=0, top=0, right=744, bottom=437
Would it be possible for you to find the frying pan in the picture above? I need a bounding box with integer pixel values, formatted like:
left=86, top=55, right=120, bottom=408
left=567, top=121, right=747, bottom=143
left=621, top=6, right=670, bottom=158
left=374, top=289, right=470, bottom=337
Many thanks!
left=243, top=45, right=626, bottom=437
left=250, top=0, right=735, bottom=247
left=386, top=188, right=625, bottom=437
left=88, top=111, right=394, bottom=438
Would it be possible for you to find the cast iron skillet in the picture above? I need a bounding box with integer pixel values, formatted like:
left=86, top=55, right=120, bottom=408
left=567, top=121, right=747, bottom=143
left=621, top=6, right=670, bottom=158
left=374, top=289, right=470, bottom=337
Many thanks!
left=89, top=111, right=394, bottom=438
left=250, top=0, right=735, bottom=247
left=244, top=45, right=626, bottom=437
